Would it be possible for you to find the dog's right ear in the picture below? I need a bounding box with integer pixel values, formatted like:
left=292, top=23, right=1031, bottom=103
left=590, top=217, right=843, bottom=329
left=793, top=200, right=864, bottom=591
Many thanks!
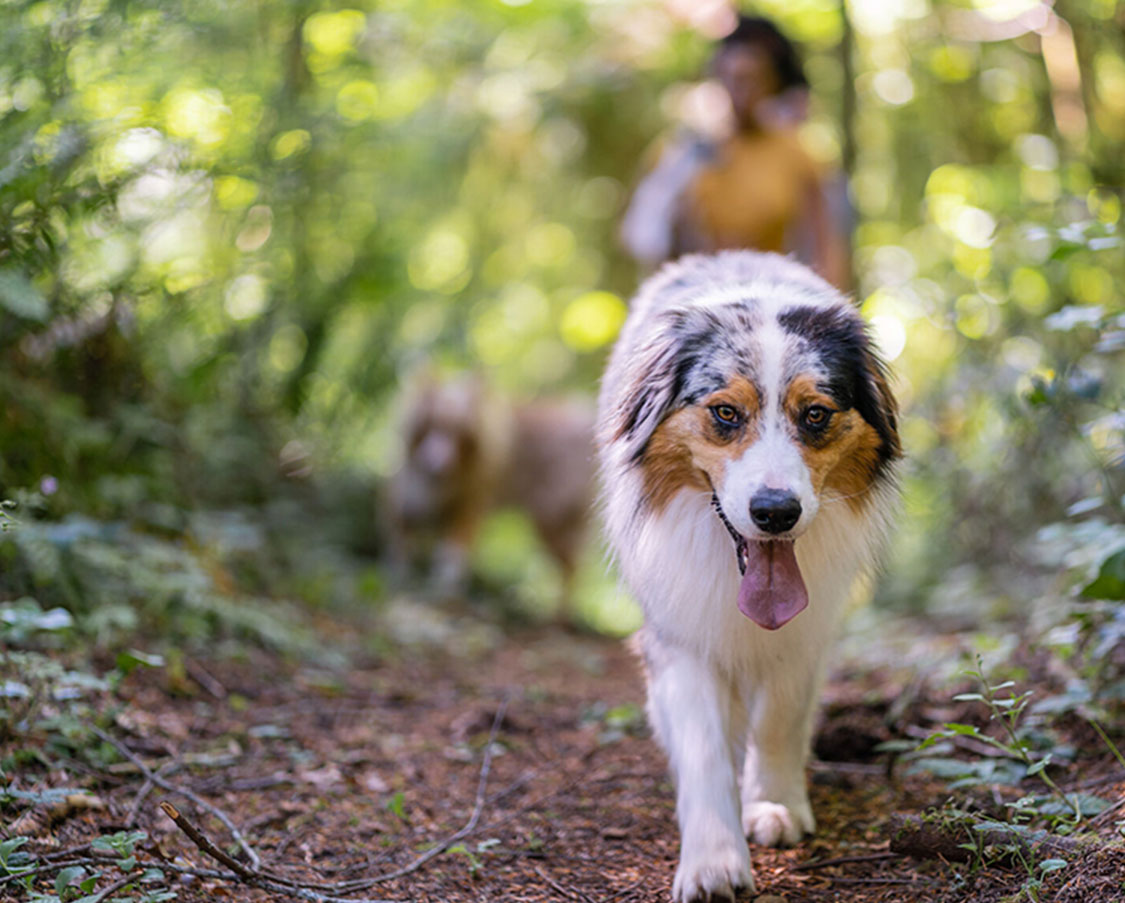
left=610, top=316, right=690, bottom=465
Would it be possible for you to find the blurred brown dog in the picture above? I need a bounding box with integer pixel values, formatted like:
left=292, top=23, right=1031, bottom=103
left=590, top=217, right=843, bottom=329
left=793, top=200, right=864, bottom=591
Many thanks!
left=389, top=374, right=595, bottom=619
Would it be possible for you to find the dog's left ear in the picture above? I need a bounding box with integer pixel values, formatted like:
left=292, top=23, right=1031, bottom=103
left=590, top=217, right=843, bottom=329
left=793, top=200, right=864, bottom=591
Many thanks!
left=858, top=343, right=901, bottom=470
left=609, top=314, right=694, bottom=464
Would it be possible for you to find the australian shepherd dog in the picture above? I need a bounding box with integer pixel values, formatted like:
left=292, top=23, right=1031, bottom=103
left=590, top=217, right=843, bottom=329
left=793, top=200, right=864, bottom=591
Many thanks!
left=597, top=251, right=900, bottom=900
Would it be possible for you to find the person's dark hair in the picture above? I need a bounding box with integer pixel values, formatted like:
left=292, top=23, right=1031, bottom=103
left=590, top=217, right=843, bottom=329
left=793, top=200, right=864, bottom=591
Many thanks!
left=718, top=16, right=808, bottom=91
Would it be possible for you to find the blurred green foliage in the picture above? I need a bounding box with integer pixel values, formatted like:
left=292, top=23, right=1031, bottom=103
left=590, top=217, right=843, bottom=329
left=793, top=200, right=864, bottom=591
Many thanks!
left=0, top=0, right=1123, bottom=656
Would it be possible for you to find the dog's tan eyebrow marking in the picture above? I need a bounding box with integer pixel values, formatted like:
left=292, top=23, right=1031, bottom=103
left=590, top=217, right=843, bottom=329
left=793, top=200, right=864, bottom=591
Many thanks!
left=782, top=374, right=837, bottom=417
left=703, top=376, right=761, bottom=418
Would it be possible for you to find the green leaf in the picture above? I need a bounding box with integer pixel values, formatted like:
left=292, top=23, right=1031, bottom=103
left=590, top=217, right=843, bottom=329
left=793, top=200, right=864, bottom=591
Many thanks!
left=115, top=649, right=165, bottom=675
left=385, top=790, right=407, bottom=821
left=0, top=836, right=32, bottom=874
left=1025, top=755, right=1052, bottom=777
left=942, top=722, right=984, bottom=737
left=91, top=830, right=147, bottom=856
left=56, top=865, right=86, bottom=895
left=1024, top=379, right=1051, bottom=407
left=1038, top=858, right=1068, bottom=873
left=1082, top=548, right=1125, bottom=600
left=0, top=836, right=28, bottom=859
left=913, top=733, right=954, bottom=752
left=1070, top=793, right=1111, bottom=816
left=0, top=268, right=48, bottom=321
left=952, top=693, right=986, bottom=703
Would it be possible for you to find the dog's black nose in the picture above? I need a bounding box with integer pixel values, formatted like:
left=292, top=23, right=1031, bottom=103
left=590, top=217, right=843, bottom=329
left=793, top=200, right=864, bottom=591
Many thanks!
left=749, top=490, right=802, bottom=534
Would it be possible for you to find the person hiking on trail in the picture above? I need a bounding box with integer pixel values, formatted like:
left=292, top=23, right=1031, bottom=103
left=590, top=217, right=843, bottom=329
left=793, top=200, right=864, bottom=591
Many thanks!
left=621, top=15, right=850, bottom=290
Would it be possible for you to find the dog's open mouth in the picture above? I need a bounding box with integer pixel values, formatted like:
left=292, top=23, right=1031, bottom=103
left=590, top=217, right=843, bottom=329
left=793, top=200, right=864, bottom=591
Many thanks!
left=711, top=494, right=809, bottom=630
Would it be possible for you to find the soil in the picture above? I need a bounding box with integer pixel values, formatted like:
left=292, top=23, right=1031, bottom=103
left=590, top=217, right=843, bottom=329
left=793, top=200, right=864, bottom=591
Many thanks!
left=7, top=608, right=1125, bottom=903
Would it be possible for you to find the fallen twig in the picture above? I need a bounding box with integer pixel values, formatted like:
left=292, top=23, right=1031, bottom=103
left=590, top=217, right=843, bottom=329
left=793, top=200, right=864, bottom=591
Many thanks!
left=1089, top=794, right=1125, bottom=828
left=90, top=724, right=261, bottom=871
left=159, top=801, right=257, bottom=879
left=41, top=843, right=94, bottom=861
left=0, top=857, right=105, bottom=886
left=331, top=694, right=511, bottom=892
left=87, top=873, right=139, bottom=903
left=158, top=801, right=400, bottom=903
left=534, top=864, right=596, bottom=903
left=185, top=657, right=227, bottom=699
left=125, top=777, right=155, bottom=828
left=603, top=878, right=646, bottom=902
left=793, top=850, right=899, bottom=871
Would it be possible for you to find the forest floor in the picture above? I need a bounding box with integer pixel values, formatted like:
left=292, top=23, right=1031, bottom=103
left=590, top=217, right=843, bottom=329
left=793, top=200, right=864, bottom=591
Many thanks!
left=6, top=597, right=1125, bottom=903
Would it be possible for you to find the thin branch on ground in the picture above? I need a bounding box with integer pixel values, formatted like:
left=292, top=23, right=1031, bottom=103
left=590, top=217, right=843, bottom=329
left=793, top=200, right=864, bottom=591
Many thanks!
left=158, top=800, right=400, bottom=903
left=1089, top=794, right=1125, bottom=828
left=603, top=878, right=646, bottom=902
left=87, top=873, right=139, bottom=903
left=125, top=776, right=155, bottom=828
left=90, top=724, right=262, bottom=871
left=159, top=801, right=257, bottom=879
left=0, top=858, right=104, bottom=886
left=41, top=843, right=94, bottom=861
left=330, top=693, right=511, bottom=892
left=793, top=851, right=900, bottom=871
left=533, top=864, right=596, bottom=903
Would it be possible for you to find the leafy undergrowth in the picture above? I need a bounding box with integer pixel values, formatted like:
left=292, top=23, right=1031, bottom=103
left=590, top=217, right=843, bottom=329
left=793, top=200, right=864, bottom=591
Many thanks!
left=3, top=599, right=1125, bottom=903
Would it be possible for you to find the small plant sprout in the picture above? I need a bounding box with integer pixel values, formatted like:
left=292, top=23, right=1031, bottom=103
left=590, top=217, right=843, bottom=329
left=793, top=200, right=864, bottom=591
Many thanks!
left=916, top=658, right=1085, bottom=826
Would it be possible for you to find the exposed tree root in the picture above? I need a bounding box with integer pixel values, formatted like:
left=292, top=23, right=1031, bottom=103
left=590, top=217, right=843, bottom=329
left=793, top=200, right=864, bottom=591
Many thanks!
left=885, top=812, right=1100, bottom=867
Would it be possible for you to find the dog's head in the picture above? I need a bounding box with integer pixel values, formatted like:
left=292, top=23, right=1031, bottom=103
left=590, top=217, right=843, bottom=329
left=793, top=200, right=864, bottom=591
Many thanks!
left=608, top=255, right=900, bottom=628
left=395, top=376, right=486, bottom=526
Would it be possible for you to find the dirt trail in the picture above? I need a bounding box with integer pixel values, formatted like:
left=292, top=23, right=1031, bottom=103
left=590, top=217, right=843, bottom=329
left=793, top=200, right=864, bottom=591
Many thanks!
left=12, top=617, right=1123, bottom=902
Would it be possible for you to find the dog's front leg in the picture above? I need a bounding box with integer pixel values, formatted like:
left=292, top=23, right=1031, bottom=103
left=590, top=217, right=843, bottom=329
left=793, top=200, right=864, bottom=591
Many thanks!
left=740, top=662, right=822, bottom=847
left=648, top=645, right=753, bottom=902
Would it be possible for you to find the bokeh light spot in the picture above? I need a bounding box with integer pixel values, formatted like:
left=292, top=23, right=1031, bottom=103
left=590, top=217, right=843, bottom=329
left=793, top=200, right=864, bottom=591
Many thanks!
left=870, top=314, right=907, bottom=361
left=559, top=291, right=626, bottom=353
left=337, top=81, right=380, bottom=122
left=303, top=10, right=366, bottom=57
left=225, top=274, right=269, bottom=320
left=163, top=86, right=230, bottom=147
left=214, top=176, right=259, bottom=210
left=269, top=324, right=308, bottom=373
left=271, top=130, right=311, bottom=160
left=408, top=229, right=470, bottom=293
left=1009, top=267, right=1050, bottom=313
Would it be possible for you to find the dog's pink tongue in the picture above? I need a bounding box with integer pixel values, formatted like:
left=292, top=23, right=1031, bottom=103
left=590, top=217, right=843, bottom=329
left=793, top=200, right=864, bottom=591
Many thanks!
left=737, top=541, right=808, bottom=630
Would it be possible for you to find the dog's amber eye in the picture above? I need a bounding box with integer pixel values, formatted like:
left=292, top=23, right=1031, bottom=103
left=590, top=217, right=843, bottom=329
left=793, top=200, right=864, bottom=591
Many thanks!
left=802, top=406, right=832, bottom=430
left=711, top=405, right=740, bottom=426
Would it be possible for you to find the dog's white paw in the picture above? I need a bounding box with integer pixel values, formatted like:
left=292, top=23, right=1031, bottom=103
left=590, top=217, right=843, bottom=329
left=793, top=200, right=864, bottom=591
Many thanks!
left=742, top=799, right=815, bottom=847
left=673, top=834, right=754, bottom=902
